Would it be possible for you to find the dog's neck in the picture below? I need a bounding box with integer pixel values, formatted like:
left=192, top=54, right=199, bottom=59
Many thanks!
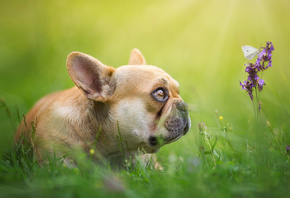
left=52, top=87, right=117, bottom=156
left=48, top=87, right=153, bottom=160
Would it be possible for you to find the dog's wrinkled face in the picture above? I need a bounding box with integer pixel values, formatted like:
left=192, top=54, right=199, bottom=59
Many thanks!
left=107, top=60, right=191, bottom=154
left=67, top=49, right=191, bottom=154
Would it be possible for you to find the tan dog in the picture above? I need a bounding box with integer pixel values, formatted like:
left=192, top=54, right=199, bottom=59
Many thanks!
left=16, top=49, right=190, bottom=166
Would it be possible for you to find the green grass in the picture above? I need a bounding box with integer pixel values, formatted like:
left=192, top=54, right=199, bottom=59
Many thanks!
left=0, top=0, right=290, bottom=197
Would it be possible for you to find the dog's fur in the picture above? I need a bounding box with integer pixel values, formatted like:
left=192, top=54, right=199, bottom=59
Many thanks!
left=16, top=49, right=190, bottom=165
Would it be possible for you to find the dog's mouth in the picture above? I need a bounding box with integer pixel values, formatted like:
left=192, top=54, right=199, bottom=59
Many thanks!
left=148, top=133, right=182, bottom=147
left=165, top=133, right=183, bottom=143
left=148, top=120, right=190, bottom=147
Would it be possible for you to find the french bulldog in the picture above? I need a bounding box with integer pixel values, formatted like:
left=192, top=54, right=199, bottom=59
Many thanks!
left=16, top=49, right=191, bottom=166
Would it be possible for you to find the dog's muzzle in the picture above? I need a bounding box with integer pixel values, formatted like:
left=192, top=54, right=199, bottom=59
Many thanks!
left=149, top=101, right=190, bottom=146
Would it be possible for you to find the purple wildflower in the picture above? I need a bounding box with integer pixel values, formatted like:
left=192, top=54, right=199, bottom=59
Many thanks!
left=255, top=48, right=265, bottom=71
left=240, top=80, right=254, bottom=100
left=255, top=42, right=274, bottom=71
left=258, top=79, right=266, bottom=92
left=265, top=41, right=274, bottom=68
left=240, top=42, right=274, bottom=100
left=245, top=63, right=259, bottom=84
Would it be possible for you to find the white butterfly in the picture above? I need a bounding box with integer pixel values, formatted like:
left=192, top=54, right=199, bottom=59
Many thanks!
left=241, top=45, right=260, bottom=60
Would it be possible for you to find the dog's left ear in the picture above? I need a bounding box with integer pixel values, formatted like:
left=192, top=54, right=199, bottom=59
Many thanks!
left=129, top=48, right=147, bottom=65
left=67, top=52, right=116, bottom=102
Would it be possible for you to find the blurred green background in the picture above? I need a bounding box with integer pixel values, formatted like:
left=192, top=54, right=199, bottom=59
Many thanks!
left=0, top=0, right=289, bottom=156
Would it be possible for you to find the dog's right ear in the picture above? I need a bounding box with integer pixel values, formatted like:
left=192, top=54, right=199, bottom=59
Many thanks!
left=129, top=48, right=147, bottom=65
left=67, top=52, right=116, bottom=102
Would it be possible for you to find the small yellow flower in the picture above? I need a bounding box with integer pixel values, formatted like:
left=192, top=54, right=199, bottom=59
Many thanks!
left=90, top=149, right=95, bottom=155
left=219, top=116, right=223, bottom=120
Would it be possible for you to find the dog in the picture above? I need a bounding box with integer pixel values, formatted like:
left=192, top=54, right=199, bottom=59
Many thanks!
left=16, top=49, right=191, bottom=167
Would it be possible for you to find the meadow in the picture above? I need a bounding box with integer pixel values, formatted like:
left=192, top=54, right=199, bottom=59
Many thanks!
left=0, top=0, right=289, bottom=197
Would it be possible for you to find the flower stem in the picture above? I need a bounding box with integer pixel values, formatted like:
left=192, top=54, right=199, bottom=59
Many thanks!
left=255, top=88, right=259, bottom=113
left=204, top=131, right=216, bottom=167
left=254, top=87, right=261, bottom=151
left=252, top=100, right=256, bottom=120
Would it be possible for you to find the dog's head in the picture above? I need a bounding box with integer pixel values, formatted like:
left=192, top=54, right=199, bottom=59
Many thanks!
left=67, top=49, right=190, bottom=154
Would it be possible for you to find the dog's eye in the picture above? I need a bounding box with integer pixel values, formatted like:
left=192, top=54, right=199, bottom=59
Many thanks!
left=152, top=88, right=168, bottom=102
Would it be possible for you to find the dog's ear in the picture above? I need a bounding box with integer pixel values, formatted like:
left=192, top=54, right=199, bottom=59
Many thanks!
left=67, top=52, right=116, bottom=102
left=128, top=48, right=147, bottom=65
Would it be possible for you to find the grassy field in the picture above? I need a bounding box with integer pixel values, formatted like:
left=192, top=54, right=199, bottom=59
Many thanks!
left=0, top=0, right=289, bottom=197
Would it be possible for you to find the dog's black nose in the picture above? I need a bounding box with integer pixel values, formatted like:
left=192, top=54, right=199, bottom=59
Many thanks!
left=176, top=102, right=188, bottom=112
